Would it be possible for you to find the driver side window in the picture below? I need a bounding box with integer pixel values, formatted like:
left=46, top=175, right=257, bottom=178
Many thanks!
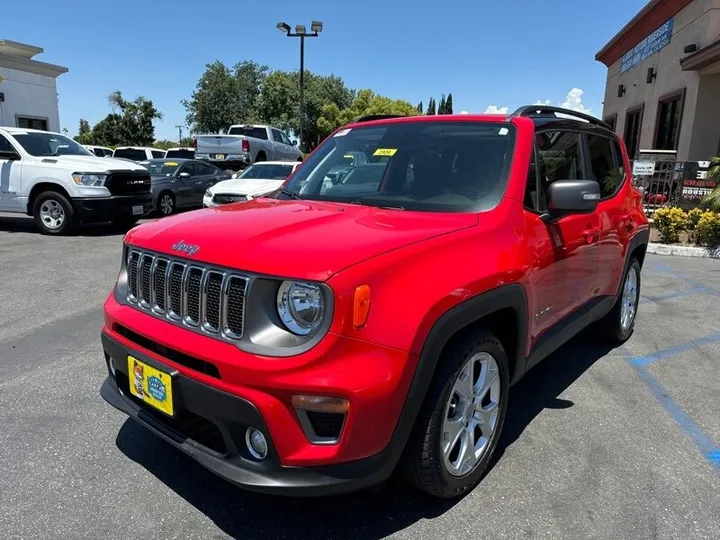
left=531, top=131, right=584, bottom=212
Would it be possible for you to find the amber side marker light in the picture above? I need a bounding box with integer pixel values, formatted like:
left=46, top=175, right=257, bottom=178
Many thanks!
left=292, top=395, right=350, bottom=413
left=353, top=284, right=371, bottom=328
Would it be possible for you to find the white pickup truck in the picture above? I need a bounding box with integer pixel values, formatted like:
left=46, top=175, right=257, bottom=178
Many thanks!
left=0, top=127, right=153, bottom=235
left=193, top=124, right=303, bottom=170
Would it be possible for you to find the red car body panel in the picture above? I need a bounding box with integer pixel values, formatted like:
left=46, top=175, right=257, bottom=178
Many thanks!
left=100, top=112, right=650, bottom=494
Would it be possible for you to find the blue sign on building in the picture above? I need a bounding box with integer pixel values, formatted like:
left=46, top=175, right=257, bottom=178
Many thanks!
left=620, top=18, right=674, bottom=73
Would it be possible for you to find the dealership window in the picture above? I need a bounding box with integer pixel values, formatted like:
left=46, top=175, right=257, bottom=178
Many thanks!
left=624, top=106, right=643, bottom=160
left=17, top=116, right=48, bottom=131
left=654, top=91, right=684, bottom=150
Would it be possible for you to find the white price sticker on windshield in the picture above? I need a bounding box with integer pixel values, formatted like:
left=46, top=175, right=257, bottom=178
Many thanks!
left=334, top=128, right=351, bottom=137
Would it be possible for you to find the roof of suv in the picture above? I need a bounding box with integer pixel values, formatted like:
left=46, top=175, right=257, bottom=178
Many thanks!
left=347, top=105, right=615, bottom=137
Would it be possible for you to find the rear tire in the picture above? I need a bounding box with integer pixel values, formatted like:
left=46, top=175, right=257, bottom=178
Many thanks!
left=32, top=190, right=76, bottom=235
left=255, top=152, right=266, bottom=163
left=402, top=328, right=510, bottom=499
left=595, top=257, right=641, bottom=343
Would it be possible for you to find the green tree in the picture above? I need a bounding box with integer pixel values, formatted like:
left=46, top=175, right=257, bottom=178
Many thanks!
left=153, top=139, right=179, bottom=150
left=438, top=94, right=446, bottom=114
left=90, top=114, right=123, bottom=146
left=75, top=119, right=92, bottom=144
left=182, top=60, right=268, bottom=134
left=699, top=156, right=720, bottom=211
left=445, top=93, right=453, bottom=114
left=107, top=91, right=163, bottom=145
left=426, top=98, right=436, bottom=115
left=416, top=101, right=423, bottom=114
left=316, top=89, right=419, bottom=141
left=259, top=70, right=353, bottom=151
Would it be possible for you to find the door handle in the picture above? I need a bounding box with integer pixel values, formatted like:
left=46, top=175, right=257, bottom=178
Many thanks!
left=583, top=227, right=600, bottom=244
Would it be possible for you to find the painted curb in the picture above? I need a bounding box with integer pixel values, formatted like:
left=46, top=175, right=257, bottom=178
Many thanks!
left=647, top=242, right=720, bottom=259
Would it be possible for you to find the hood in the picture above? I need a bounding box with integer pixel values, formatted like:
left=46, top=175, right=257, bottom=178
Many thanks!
left=33, top=154, right=148, bottom=173
left=209, top=178, right=284, bottom=197
left=125, top=199, right=478, bottom=281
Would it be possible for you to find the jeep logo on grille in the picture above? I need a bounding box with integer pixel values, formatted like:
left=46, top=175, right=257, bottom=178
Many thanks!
left=171, top=240, right=200, bottom=256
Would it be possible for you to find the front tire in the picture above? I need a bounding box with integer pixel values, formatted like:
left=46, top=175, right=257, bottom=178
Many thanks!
left=402, top=328, right=510, bottom=498
left=32, top=191, right=76, bottom=235
left=596, top=257, right=641, bottom=343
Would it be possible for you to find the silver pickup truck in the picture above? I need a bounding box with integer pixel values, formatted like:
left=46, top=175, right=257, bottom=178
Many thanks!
left=194, top=124, right=303, bottom=170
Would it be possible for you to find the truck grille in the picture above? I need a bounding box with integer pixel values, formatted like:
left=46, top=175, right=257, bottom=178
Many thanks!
left=105, top=172, right=152, bottom=195
left=127, top=249, right=248, bottom=341
left=213, top=193, right=247, bottom=204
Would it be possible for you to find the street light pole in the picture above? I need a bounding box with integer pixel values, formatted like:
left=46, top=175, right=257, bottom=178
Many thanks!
left=276, top=21, right=323, bottom=152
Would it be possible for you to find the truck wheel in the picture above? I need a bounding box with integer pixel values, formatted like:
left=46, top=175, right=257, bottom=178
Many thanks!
left=402, top=328, right=510, bottom=498
left=255, top=152, right=266, bottom=162
left=32, top=191, right=76, bottom=235
left=595, top=257, right=641, bottom=343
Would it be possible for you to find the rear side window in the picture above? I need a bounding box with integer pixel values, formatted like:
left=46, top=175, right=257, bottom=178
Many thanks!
left=166, top=149, right=195, bottom=159
left=151, top=150, right=165, bottom=158
left=227, top=126, right=269, bottom=140
left=113, top=148, right=147, bottom=161
left=586, top=134, right=622, bottom=198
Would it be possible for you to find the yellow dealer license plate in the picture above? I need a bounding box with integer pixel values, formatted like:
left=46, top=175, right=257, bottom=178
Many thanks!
left=127, top=355, right=175, bottom=416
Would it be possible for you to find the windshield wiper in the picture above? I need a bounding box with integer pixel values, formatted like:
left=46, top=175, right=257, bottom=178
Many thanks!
left=278, top=188, right=303, bottom=200
left=349, top=200, right=404, bottom=210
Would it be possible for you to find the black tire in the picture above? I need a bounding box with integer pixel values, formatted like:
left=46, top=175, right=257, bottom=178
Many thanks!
left=157, top=191, right=175, bottom=216
left=595, top=257, right=641, bottom=343
left=255, top=152, right=266, bottom=162
left=110, top=216, right=141, bottom=230
left=402, top=328, right=510, bottom=499
left=32, top=190, right=76, bottom=235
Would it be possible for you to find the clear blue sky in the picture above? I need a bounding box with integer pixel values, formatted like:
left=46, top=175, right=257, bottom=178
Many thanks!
left=4, top=0, right=648, bottom=141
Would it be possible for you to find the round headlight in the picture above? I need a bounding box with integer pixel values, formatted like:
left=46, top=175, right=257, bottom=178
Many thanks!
left=277, top=281, right=324, bottom=336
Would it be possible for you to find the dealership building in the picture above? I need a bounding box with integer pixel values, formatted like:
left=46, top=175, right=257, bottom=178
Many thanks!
left=596, top=0, right=720, bottom=162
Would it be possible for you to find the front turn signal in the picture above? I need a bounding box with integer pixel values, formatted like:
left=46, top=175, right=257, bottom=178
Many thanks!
left=353, top=284, right=371, bottom=328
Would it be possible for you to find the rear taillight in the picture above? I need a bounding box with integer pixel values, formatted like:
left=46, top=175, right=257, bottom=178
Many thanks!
left=242, top=139, right=250, bottom=153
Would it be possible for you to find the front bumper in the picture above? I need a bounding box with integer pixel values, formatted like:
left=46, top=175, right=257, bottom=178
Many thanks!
left=72, top=194, right=153, bottom=222
left=100, top=331, right=396, bottom=496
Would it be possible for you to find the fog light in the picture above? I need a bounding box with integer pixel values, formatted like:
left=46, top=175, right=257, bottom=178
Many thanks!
left=245, top=427, right=268, bottom=460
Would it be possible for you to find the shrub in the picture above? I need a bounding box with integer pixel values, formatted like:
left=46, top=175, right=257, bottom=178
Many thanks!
left=653, top=206, right=687, bottom=243
left=686, top=208, right=703, bottom=243
left=694, top=211, right=720, bottom=247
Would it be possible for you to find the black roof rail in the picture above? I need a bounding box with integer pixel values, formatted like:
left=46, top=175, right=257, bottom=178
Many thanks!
left=352, top=114, right=407, bottom=123
left=510, top=105, right=611, bottom=130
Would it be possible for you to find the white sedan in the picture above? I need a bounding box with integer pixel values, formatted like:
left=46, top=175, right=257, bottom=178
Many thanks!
left=203, top=161, right=302, bottom=207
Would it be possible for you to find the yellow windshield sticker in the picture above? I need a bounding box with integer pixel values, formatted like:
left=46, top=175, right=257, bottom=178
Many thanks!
left=373, top=148, right=397, bottom=157
left=343, top=154, right=354, bottom=158
left=165, top=162, right=178, bottom=166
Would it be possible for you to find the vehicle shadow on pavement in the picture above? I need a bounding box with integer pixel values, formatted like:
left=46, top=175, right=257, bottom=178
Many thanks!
left=0, top=215, right=144, bottom=237
left=115, top=329, right=617, bottom=540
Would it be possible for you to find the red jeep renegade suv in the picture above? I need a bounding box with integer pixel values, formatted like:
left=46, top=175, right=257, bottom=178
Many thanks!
left=100, top=106, right=649, bottom=499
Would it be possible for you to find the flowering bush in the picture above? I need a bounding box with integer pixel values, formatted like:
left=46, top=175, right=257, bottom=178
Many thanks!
left=653, top=206, right=687, bottom=243
left=694, top=211, right=720, bottom=246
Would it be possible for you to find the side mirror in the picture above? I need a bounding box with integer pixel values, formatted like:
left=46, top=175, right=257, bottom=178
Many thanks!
left=546, top=180, right=600, bottom=216
left=178, top=172, right=191, bottom=179
left=0, top=149, right=20, bottom=161
left=291, top=140, right=298, bottom=146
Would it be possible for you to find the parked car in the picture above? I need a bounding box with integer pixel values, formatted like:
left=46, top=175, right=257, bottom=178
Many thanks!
left=165, top=147, right=195, bottom=159
left=194, top=124, right=303, bottom=170
left=84, top=145, right=114, bottom=157
left=203, top=161, right=301, bottom=207
left=98, top=106, right=649, bottom=499
left=140, top=158, right=232, bottom=216
left=113, top=146, right=167, bottom=161
left=0, top=127, right=152, bottom=234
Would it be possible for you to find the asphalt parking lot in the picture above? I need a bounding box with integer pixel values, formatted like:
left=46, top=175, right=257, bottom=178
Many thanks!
left=1, top=212, right=719, bottom=540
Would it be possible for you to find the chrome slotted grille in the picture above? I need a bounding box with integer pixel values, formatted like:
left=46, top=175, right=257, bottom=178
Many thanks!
left=127, top=249, right=248, bottom=341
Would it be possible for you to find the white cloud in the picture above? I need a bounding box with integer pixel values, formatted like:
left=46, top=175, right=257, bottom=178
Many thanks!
left=534, top=99, right=551, bottom=106
left=459, top=110, right=469, bottom=114
left=484, top=105, right=509, bottom=114
left=560, top=88, right=591, bottom=114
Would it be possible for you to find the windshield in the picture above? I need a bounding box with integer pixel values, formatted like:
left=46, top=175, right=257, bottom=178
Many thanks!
left=239, top=163, right=295, bottom=180
left=142, top=159, right=181, bottom=176
left=227, top=126, right=268, bottom=140
left=13, top=132, right=93, bottom=157
left=279, top=121, right=517, bottom=212
left=165, top=149, right=195, bottom=159
left=113, top=148, right=147, bottom=161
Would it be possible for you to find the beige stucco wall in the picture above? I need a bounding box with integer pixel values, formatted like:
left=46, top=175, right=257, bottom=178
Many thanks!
left=601, top=0, right=720, bottom=160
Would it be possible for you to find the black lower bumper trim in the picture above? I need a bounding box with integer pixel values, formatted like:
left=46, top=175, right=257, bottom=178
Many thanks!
left=100, top=332, right=393, bottom=496
left=72, top=195, right=153, bottom=222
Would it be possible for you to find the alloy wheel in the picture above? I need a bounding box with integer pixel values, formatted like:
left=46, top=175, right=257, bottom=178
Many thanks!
left=620, top=266, right=639, bottom=330
left=160, top=195, right=174, bottom=215
left=39, top=199, right=65, bottom=230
